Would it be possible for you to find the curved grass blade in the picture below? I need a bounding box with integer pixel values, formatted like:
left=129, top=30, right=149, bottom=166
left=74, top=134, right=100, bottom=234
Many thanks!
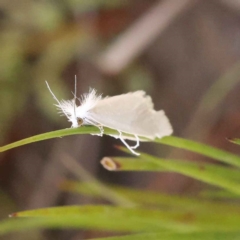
left=227, top=138, right=240, bottom=146
left=104, top=151, right=240, bottom=195
left=0, top=126, right=96, bottom=152
left=101, top=157, right=167, bottom=171
left=8, top=205, right=199, bottom=233
left=5, top=205, right=240, bottom=234
left=0, top=126, right=151, bottom=152
left=103, top=153, right=240, bottom=182
left=136, top=155, right=240, bottom=195
left=91, top=231, right=240, bottom=240
left=2, top=125, right=240, bottom=171
left=156, top=136, right=240, bottom=168
left=200, top=189, right=239, bottom=199
left=0, top=126, right=130, bottom=152
left=62, top=181, right=240, bottom=213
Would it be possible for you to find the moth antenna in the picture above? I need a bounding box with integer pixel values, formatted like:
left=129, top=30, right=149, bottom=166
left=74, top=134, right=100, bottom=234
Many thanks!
left=45, top=81, right=69, bottom=119
left=74, top=75, right=77, bottom=120
left=45, top=81, right=62, bottom=105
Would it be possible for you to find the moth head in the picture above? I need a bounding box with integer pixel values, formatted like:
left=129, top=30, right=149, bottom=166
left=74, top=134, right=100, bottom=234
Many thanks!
left=70, top=117, right=83, bottom=128
left=46, top=81, right=80, bottom=128
left=65, top=105, right=84, bottom=128
left=46, top=80, right=98, bottom=129
left=77, top=117, right=83, bottom=126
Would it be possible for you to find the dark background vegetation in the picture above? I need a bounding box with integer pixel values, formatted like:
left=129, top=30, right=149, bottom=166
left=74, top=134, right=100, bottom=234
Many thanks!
left=1, top=0, right=240, bottom=239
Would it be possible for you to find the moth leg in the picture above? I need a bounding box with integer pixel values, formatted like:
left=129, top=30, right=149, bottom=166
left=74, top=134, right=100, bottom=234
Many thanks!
left=85, top=119, right=104, bottom=136
left=91, top=122, right=103, bottom=136
left=117, top=131, right=140, bottom=156
left=97, top=125, right=104, bottom=136
left=131, top=135, right=139, bottom=149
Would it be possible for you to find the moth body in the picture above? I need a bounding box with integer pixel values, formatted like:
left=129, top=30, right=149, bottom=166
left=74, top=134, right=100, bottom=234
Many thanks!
left=46, top=81, right=173, bottom=155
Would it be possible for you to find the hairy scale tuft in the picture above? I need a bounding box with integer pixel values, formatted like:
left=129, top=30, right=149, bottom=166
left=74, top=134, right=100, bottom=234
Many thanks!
left=76, top=88, right=102, bottom=119
left=79, top=89, right=102, bottom=110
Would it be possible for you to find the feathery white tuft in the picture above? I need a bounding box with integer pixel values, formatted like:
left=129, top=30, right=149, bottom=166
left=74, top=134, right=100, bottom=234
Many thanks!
left=76, top=89, right=102, bottom=122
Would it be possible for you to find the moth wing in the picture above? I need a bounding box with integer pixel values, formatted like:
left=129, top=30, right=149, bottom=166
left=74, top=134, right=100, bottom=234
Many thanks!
left=97, top=90, right=153, bottom=109
left=88, top=91, right=172, bottom=139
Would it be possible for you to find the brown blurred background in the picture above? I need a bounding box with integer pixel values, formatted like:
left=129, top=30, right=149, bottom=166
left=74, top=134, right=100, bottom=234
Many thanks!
left=1, top=0, right=240, bottom=239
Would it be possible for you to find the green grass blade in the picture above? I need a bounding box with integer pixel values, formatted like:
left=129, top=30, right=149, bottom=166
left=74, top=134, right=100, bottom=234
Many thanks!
left=200, top=189, right=239, bottom=199
left=101, top=154, right=240, bottom=195
left=157, top=136, right=240, bottom=168
left=138, top=153, right=240, bottom=195
left=228, top=138, right=240, bottom=146
left=0, top=126, right=98, bottom=152
left=62, top=181, right=240, bottom=213
left=101, top=157, right=167, bottom=171
left=6, top=205, right=199, bottom=233
left=0, top=127, right=143, bottom=152
left=91, top=232, right=240, bottom=240
left=2, top=124, right=240, bottom=170
left=102, top=154, right=240, bottom=182
left=3, top=205, right=240, bottom=235
left=2, top=126, right=240, bottom=171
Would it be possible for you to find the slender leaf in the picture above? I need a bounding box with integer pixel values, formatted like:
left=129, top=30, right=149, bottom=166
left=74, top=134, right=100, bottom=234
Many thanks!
left=6, top=205, right=240, bottom=234
left=6, top=205, right=198, bottom=233
left=228, top=138, right=240, bottom=146
left=157, top=136, right=240, bottom=168
left=2, top=127, right=240, bottom=171
left=0, top=126, right=100, bottom=152
left=102, top=153, right=240, bottom=195
left=101, top=157, right=167, bottom=171
left=62, top=181, right=240, bottom=213
left=91, top=231, right=240, bottom=240
left=0, top=126, right=140, bottom=152
left=200, top=189, right=239, bottom=199
left=137, top=154, right=240, bottom=195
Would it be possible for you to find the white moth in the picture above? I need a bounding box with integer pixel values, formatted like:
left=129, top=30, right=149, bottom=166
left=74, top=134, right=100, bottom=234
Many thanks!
left=46, top=79, right=173, bottom=155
